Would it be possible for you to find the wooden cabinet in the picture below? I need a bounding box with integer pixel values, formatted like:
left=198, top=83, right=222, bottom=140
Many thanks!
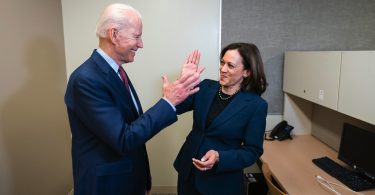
left=283, top=51, right=341, bottom=110
left=283, top=51, right=375, bottom=125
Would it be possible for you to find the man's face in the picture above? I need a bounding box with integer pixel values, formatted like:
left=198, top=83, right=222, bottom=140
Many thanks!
left=113, top=17, right=143, bottom=64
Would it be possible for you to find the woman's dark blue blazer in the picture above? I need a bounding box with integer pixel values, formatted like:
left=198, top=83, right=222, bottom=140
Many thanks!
left=174, top=79, right=268, bottom=195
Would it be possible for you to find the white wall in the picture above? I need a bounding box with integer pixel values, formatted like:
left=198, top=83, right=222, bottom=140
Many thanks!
left=61, top=0, right=221, bottom=186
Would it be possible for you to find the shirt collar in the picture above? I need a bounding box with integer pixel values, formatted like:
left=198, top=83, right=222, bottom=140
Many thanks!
left=96, top=48, right=120, bottom=73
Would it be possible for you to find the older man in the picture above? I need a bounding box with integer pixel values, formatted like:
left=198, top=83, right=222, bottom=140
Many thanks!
left=65, top=3, right=202, bottom=195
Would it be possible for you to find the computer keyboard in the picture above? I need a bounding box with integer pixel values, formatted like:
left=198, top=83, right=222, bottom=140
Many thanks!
left=312, top=156, right=375, bottom=191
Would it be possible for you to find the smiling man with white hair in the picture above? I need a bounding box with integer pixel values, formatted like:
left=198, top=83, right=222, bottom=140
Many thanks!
left=65, top=3, right=203, bottom=195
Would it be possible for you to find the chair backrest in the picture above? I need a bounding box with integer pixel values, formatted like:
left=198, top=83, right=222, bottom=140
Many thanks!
left=261, top=163, right=288, bottom=195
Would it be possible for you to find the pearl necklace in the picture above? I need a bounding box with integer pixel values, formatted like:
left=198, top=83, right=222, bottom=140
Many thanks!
left=218, top=86, right=239, bottom=101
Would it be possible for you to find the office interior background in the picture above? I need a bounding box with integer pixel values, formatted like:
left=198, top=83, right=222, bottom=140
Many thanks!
left=0, top=0, right=374, bottom=194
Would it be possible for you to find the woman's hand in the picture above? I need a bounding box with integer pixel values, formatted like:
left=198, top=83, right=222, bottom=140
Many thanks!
left=162, top=50, right=204, bottom=106
left=181, top=49, right=201, bottom=75
left=192, top=149, right=219, bottom=171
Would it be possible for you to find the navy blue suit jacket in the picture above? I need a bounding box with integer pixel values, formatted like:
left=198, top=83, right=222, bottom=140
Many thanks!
left=174, top=79, right=268, bottom=195
left=65, top=50, right=177, bottom=195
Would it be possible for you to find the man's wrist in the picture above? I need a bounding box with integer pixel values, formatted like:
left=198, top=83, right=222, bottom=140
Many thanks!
left=162, top=97, right=176, bottom=112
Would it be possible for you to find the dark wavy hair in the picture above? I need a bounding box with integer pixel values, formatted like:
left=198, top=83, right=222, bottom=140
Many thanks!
left=220, top=42, right=268, bottom=95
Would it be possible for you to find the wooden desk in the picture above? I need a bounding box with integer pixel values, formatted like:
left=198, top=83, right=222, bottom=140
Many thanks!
left=261, top=135, right=375, bottom=195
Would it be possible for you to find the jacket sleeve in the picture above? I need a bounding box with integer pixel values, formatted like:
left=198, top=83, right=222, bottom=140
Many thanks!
left=71, top=74, right=177, bottom=154
left=175, top=79, right=211, bottom=115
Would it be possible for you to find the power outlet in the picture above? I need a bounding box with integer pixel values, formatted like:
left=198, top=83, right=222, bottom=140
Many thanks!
left=318, top=89, right=324, bottom=100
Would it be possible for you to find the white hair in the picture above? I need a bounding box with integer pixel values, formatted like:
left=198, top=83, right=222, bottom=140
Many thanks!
left=95, top=3, right=142, bottom=38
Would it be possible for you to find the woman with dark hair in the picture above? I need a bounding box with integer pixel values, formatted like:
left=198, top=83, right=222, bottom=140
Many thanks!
left=174, top=42, right=268, bottom=195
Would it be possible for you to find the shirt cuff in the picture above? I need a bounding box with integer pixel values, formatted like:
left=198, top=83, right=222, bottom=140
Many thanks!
left=162, top=97, right=176, bottom=112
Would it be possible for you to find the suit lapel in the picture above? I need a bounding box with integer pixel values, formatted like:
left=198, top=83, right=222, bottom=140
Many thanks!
left=127, top=77, right=143, bottom=115
left=198, top=84, right=219, bottom=129
left=207, top=92, right=252, bottom=131
left=91, top=51, right=141, bottom=117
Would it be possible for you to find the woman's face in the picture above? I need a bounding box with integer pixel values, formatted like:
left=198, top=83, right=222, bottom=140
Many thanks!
left=219, top=49, right=249, bottom=90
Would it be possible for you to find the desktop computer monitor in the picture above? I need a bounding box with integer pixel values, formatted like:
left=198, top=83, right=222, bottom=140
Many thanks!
left=338, top=123, right=375, bottom=181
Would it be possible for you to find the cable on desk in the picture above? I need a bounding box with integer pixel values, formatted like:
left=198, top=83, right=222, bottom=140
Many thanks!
left=315, top=175, right=364, bottom=195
